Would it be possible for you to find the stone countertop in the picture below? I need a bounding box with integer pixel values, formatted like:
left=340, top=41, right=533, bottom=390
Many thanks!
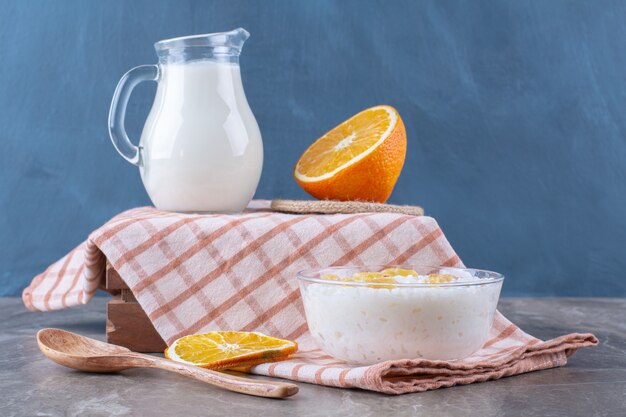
left=1, top=297, right=624, bottom=417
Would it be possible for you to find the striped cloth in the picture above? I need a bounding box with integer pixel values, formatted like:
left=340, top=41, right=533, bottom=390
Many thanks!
left=23, top=201, right=597, bottom=394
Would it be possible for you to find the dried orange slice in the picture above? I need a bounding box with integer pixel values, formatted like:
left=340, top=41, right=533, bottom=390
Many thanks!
left=164, top=331, right=298, bottom=370
left=294, top=105, right=406, bottom=203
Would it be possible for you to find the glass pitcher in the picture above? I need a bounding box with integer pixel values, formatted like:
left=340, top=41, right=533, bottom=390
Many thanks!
left=108, top=28, right=263, bottom=213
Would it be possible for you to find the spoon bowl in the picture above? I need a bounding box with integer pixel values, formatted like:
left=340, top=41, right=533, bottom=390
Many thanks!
left=37, top=328, right=143, bottom=372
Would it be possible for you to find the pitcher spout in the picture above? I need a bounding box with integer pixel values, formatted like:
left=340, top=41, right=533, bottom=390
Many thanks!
left=154, top=28, right=250, bottom=57
left=226, top=28, right=250, bottom=50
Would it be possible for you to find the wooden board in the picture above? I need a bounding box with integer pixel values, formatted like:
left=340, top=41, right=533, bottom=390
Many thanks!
left=104, top=265, right=166, bottom=352
left=106, top=267, right=128, bottom=290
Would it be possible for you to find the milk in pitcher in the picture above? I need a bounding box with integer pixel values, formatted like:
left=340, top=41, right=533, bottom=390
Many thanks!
left=139, top=60, right=263, bottom=212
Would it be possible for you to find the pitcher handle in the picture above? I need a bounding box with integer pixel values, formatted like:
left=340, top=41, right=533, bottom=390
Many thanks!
left=108, top=65, right=159, bottom=166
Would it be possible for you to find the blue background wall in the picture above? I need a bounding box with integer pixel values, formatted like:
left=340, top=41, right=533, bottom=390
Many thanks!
left=1, top=0, right=625, bottom=296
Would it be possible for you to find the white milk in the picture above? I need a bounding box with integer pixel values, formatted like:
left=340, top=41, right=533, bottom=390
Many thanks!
left=139, top=60, right=263, bottom=212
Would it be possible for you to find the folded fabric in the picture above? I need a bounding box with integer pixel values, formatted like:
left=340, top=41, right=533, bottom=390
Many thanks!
left=23, top=200, right=597, bottom=394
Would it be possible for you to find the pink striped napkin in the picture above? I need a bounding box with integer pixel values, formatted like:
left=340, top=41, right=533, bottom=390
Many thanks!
left=23, top=200, right=597, bottom=394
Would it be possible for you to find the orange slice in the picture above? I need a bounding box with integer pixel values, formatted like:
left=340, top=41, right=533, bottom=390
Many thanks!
left=164, top=331, right=298, bottom=370
left=294, top=105, right=406, bottom=203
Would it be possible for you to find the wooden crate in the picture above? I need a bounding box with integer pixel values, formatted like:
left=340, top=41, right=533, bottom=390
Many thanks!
left=104, top=266, right=166, bottom=352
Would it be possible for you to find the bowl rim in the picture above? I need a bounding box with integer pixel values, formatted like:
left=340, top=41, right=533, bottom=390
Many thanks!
left=296, top=264, right=504, bottom=288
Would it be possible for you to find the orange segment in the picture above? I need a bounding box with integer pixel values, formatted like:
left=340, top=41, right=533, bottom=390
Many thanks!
left=164, top=331, right=298, bottom=370
left=294, top=105, right=406, bottom=203
left=380, top=268, right=418, bottom=277
left=322, top=271, right=396, bottom=288
left=352, top=272, right=397, bottom=289
left=352, top=272, right=393, bottom=283
left=321, top=273, right=347, bottom=281
left=425, top=274, right=456, bottom=284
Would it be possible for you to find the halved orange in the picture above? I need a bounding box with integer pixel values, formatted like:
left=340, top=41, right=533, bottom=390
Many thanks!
left=164, top=331, right=298, bottom=370
left=294, top=105, right=406, bottom=203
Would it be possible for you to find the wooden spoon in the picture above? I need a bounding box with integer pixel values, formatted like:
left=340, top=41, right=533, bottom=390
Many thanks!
left=36, top=328, right=298, bottom=398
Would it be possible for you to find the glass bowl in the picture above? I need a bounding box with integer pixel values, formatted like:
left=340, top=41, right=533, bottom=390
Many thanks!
left=297, top=265, right=504, bottom=365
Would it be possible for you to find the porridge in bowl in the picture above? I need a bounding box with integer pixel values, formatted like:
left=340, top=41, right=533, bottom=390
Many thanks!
left=297, top=266, right=503, bottom=365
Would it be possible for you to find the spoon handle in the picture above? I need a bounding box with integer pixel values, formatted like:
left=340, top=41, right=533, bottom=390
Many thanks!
left=139, top=354, right=298, bottom=398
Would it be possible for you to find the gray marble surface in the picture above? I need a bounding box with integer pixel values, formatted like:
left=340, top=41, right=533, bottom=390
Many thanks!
left=1, top=297, right=624, bottom=417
